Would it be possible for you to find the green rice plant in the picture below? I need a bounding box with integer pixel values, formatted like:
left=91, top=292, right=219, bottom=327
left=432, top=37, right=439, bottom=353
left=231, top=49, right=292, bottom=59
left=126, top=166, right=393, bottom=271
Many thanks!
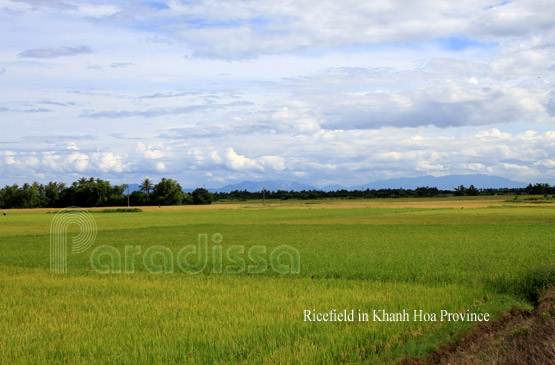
left=0, top=199, right=553, bottom=363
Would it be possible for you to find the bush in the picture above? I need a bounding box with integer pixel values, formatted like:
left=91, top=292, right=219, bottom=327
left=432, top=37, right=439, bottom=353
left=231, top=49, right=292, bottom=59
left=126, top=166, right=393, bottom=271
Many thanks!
left=96, top=208, right=143, bottom=213
left=192, top=188, right=213, bottom=205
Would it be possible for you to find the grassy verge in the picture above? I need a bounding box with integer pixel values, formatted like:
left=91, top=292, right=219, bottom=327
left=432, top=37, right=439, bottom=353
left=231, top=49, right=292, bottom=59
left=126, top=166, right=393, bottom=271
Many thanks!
left=401, top=286, right=555, bottom=364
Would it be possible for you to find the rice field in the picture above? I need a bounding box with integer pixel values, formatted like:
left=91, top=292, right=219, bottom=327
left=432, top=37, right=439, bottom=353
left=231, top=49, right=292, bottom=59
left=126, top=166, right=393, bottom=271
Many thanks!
left=0, top=197, right=554, bottom=363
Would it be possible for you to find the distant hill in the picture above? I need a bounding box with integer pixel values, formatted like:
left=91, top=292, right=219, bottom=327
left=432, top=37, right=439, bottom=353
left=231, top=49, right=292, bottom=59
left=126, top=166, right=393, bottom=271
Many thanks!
left=212, top=180, right=317, bottom=193
left=321, top=184, right=348, bottom=192
left=128, top=174, right=529, bottom=193
left=126, top=184, right=141, bottom=193
left=361, top=174, right=527, bottom=190
left=112, top=184, right=141, bottom=192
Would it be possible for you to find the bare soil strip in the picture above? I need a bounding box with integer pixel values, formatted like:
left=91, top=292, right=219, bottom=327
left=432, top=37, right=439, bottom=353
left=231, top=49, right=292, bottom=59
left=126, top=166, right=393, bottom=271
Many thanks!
left=400, top=286, right=555, bottom=364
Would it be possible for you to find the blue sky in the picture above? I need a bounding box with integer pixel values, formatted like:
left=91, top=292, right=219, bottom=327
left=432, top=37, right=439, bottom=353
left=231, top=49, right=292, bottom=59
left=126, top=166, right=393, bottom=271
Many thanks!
left=0, top=0, right=554, bottom=188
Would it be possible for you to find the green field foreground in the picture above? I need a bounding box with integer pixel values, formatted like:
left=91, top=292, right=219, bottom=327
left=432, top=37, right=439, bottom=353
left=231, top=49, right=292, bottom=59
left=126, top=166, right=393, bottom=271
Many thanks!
left=0, top=198, right=554, bottom=363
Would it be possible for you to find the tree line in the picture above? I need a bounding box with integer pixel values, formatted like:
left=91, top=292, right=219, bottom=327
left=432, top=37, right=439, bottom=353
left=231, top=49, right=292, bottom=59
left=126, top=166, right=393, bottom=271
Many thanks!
left=0, top=177, right=212, bottom=209
left=0, top=178, right=553, bottom=209
left=214, top=183, right=554, bottom=201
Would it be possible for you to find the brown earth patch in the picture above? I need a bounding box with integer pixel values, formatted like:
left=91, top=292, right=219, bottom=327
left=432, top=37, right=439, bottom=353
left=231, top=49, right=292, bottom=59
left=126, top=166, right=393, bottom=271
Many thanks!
left=400, top=286, right=555, bottom=364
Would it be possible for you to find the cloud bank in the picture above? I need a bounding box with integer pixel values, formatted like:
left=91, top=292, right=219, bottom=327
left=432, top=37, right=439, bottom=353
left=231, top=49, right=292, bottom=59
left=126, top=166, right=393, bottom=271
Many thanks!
left=0, top=0, right=554, bottom=187
left=18, top=46, right=92, bottom=58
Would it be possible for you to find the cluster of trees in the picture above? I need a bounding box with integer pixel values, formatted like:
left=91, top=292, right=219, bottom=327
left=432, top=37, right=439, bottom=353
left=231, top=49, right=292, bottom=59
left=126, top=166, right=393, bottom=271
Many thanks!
left=1, top=178, right=553, bottom=209
left=214, top=183, right=555, bottom=201
left=129, top=178, right=213, bottom=206
left=214, top=186, right=446, bottom=201
left=453, top=185, right=479, bottom=196
left=523, top=183, right=555, bottom=195
left=0, top=177, right=213, bottom=209
left=219, top=187, right=444, bottom=200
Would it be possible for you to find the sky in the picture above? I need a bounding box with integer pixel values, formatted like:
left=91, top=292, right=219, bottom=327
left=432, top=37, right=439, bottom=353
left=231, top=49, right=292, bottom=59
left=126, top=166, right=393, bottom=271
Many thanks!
left=0, top=0, right=554, bottom=188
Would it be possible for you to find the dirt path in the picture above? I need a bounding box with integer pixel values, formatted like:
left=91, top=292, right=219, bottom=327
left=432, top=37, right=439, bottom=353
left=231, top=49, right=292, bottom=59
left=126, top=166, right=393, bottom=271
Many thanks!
left=401, top=286, right=555, bottom=364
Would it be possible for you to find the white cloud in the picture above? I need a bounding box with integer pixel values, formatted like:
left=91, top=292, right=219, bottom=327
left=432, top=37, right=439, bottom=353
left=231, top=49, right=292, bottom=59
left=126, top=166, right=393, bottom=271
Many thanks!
left=208, top=150, right=222, bottom=164
left=144, top=149, right=164, bottom=159
left=66, top=152, right=89, bottom=172
left=91, top=152, right=125, bottom=173
left=470, top=0, right=555, bottom=38
left=74, top=4, right=119, bottom=18
left=464, top=163, right=487, bottom=172
left=24, top=155, right=39, bottom=168
left=270, top=106, right=321, bottom=133
left=475, top=128, right=512, bottom=139
left=0, top=0, right=31, bottom=12
left=155, top=162, right=166, bottom=172
left=66, top=141, right=79, bottom=150
left=517, top=130, right=539, bottom=141
left=224, top=148, right=263, bottom=171
left=137, top=143, right=165, bottom=159
left=534, top=159, right=555, bottom=168
left=1, top=151, right=16, bottom=165
left=40, top=151, right=58, bottom=167
left=259, top=155, right=285, bottom=171
left=199, top=148, right=288, bottom=172
left=157, top=0, right=555, bottom=59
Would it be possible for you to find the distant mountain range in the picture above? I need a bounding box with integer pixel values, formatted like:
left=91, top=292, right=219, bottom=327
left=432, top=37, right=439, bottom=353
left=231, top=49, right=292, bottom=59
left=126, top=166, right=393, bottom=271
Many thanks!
left=208, top=180, right=317, bottom=193
left=358, top=174, right=528, bottom=191
left=125, top=174, right=530, bottom=193
left=205, top=174, right=527, bottom=192
left=125, top=184, right=141, bottom=193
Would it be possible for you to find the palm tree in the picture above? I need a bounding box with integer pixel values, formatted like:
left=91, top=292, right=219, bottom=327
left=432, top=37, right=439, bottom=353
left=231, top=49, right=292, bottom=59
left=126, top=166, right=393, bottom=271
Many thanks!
left=139, top=178, right=153, bottom=194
